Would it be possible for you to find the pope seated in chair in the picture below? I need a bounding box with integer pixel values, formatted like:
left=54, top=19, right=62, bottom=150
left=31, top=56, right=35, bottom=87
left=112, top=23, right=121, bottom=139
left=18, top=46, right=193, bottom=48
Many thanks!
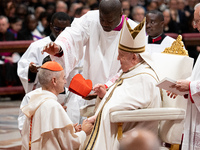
left=84, top=18, right=162, bottom=150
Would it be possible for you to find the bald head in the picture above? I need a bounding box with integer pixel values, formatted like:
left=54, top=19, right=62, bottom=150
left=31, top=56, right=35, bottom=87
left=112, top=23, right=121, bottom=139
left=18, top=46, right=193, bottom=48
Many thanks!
left=119, top=129, right=160, bottom=150
left=38, top=61, right=66, bottom=95
left=100, top=0, right=122, bottom=14
left=99, top=0, right=122, bottom=32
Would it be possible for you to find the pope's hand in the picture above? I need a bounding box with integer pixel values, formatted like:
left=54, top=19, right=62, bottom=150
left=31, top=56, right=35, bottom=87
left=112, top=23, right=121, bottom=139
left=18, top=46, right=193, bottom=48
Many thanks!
left=93, top=84, right=106, bottom=99
left=42, top=42, right=61, bottom=55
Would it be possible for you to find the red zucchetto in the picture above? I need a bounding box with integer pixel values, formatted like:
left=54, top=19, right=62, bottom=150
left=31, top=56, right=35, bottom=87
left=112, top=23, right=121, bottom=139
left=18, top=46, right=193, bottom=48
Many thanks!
left=41, top=61, right=63, bottom=71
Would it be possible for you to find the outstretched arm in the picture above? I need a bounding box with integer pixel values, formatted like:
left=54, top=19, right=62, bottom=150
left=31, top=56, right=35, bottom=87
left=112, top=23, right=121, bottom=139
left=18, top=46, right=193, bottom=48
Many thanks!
left=42, top=42, right=61, bottom=56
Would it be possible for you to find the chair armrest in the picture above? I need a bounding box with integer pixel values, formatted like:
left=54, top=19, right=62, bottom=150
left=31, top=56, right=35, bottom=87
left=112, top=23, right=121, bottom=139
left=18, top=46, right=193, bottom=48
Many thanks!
left=110, top=108, right=185, bottom=123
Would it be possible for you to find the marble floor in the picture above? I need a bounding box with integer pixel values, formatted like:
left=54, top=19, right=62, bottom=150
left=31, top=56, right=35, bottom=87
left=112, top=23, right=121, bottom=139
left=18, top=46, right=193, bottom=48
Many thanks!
left=0, top=100, right=21, bottom=150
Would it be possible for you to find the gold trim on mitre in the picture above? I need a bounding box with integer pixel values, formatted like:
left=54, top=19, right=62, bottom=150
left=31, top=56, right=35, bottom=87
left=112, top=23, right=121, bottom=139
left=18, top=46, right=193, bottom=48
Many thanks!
left=162, top=35, right=188, bottom=56
left=119, top=45, right=145, bottom=53
left=119, top=17, right=146, bottom=53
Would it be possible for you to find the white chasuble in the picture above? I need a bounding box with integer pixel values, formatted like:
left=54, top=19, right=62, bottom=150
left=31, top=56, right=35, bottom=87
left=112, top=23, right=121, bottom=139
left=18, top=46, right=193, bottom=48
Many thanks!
left=85, top=62, right=161, bottom=150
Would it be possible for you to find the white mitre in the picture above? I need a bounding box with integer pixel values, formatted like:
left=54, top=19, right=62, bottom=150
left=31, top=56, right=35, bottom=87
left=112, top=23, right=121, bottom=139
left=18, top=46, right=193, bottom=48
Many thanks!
left=118, top=17, right=159, bottom=75
left=118, top=17, right=146, bottom=53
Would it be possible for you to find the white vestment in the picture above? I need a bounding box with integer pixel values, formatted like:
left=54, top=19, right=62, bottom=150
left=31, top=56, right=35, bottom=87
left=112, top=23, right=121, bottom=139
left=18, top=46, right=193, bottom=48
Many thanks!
left=182, top=54, right=200, bottom=150
left=21, top=88, right=86, bottom=150
left=17, top=36, right=82, bottom=128
left=85, top=61, right=161, bottom=150
left=17, top=36, right=50, bottom=93
left=52, top=10, right=137, bottom=90
left=52, top=10, right=137, bottom=109
left=145, top=35, right=175, bottom=53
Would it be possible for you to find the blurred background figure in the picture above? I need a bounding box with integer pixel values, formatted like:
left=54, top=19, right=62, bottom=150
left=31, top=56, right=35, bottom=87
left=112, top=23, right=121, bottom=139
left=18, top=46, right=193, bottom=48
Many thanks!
left=121, top=0, right=131, bottom=18
left=163, top=9, right=179, bottom=33
left=34, top=6, right=46, bottom=20
left=169, top=0, right=188, bottom=33
left=128, top=0, right=139, bottom=8
left=156, top=0, right=168, bottom=12
left=145, top=0, right=159, bottom=11
left=90, top=1, right=99, bottom=10
left=56, top=0, right=68, bottom=13
left=0, top=15, right=21, bottom=87
left=36, top=12, right=49, bottom=36
left=119, top=128, right=160, bottom=150
left=68, top=2, right=83, bottom=22
left=15, top=4, right=28, bottom=22
left=185, top=0, right=197, bottom=16
left=74, top=6, right=90, bottom=18
left=18, top=14, right=43, bottom=41
left=3, top=1, right=16, bottom=21
left=131, top=6, right=146, bottom=23
left=184, top=0, right=198, bottom=33
left=0, top=15, right=15, bottom=41
left=27, top=0, right=40, bottom=14
left=45, top=2, right=56, bottom=16
left=177, top=0, right=186, bottom=13
left=8, top=17, right=23, bottom=39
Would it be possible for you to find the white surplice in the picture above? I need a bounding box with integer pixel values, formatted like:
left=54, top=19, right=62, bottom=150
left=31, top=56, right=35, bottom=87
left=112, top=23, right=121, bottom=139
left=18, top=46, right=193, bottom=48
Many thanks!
left=21, top=88, right=86, bottom=150
left=182, top=54, right=200, bottom=150
left=85, top=61, right=161, bottom=150
left=145, top=35, right=175, bottom=53
left=17, top=36, right=50, bottom=93
left=52, top=10, right=137, bottom=87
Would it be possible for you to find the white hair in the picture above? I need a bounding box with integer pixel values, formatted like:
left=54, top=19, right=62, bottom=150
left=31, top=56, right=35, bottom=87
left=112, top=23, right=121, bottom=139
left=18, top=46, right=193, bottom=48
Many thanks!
left=194, top=3, right=200, bottom=16
left=0, top=15, right=9, bottom=23
left=132, top=6, right=145, bottom=17
left=194, top=3, right=200, bottom=10
left=163, top=8, right=170, bottom=14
